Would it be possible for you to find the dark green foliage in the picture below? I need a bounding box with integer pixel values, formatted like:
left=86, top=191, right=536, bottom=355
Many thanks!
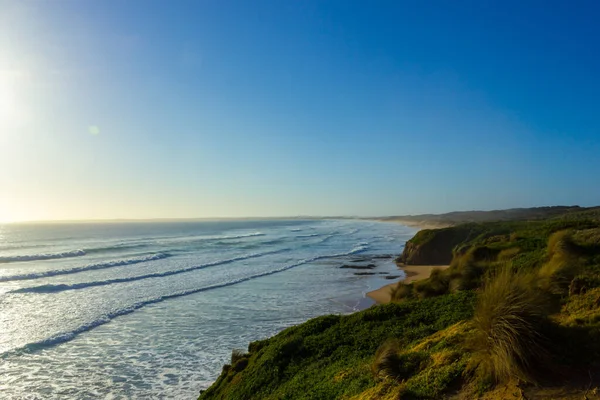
left=233, top=358, right=249, bottom=372
left=390, top=281, right=414, bottom=302
left=231, top=348, right=248, bottom=364
left=413, top=268, right=450, bottom=298
left=199, top=292, right=475, bottom=400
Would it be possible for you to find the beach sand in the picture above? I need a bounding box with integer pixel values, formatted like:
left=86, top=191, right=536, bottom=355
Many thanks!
left=366, top=264, right=450, bottom=304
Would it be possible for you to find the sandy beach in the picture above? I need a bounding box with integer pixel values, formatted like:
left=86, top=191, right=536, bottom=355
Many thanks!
left=366, top=264, right=450, bottom=304
left=372, top=218, right=451, bottom=230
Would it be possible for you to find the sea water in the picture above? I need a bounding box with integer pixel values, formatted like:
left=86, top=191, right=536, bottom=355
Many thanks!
left=0, top=219, right=415, bottom=399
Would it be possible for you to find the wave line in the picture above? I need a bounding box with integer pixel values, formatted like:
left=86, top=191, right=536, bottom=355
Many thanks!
left=0, top=253, right=171, bottom=282
left=1, top=244, right=369, bottom=357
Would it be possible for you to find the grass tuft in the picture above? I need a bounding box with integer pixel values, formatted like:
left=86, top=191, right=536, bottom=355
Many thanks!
left=372, top=340, right=430, bottom=383
left=469, top=267, right=550, bottom=383
left=413, top=268, right=451, bottom=298
left=371, top=340, right=403, bottom=380
left=390, top=282, right=414, bottom=302
left=231, top=348, right=248, bottom=365
left=538, top=230, right=583, bottom=294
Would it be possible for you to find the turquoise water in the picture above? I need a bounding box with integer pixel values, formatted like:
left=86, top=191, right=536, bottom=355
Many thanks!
left=0, top=219, right=414, bottom=399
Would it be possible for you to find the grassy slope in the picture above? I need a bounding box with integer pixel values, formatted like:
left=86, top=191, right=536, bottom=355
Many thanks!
left=200, top=292, right=475, bottom=400
left=380, top=206, right=596, bottom=226
left=200, top=208, right=600, bottom=400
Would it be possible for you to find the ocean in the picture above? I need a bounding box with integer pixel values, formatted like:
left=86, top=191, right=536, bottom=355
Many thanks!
left=0, top=219, right=415, bottom=399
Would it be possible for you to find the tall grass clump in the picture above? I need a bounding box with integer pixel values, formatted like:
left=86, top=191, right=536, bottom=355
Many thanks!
left=469, top=267, right=551, bottom=383
left=372, top=340, right=429, bottom=381
left=538, top=230, right=582, bottom=294
left=371, top=340, right=404, bottom=380
left=414, top=268, right=450, bottom=298
left=390, top=282, right=414, bottom=302
left=231, top=349, right=248, bottom=364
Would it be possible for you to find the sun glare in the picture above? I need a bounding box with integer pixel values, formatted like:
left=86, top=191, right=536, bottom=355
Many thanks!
left=0, top=71, right=26, bottom=130
left=0, top=85, right=16, bottom=120
left=0, top=211, right=15, bottom=224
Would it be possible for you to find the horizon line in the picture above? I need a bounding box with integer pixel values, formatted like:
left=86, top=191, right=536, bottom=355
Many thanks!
left=1, top=216, right=361, bottom=225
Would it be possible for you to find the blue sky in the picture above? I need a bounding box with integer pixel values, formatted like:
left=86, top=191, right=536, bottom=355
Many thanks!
left=1, top=0, right=599, bottom=221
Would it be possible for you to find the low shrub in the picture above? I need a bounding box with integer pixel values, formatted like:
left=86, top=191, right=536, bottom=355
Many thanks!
left=414, top=268, right=450, bottom=298
left=231, top=349, right=248, bottom=364
left=390, top=282, right=414, bottom=302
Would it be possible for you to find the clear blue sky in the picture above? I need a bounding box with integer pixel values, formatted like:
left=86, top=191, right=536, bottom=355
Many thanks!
left=1, top=0, right=599, bottom=221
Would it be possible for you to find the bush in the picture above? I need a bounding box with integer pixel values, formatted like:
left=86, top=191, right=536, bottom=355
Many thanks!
left=371, top=339, right=403, bottom=380
left=372, top=339, right=429, bottom=381
left=390, top=282, right=414, bottom=302
left=413, top=268, right=451, bottom=298
left=469, top=267, right=551, bottom=383
left=538, top=230, right=583, bottom=294
left=231, top=348, right=248, bottom=364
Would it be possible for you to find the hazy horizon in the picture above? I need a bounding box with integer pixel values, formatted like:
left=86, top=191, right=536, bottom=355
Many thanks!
left=2, top=1, right=599, bottom=223
left=2, top=204, right=593, bottom=225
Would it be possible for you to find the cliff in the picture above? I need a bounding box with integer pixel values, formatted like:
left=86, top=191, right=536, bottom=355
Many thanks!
left=396, top=224, right=485, bottom=265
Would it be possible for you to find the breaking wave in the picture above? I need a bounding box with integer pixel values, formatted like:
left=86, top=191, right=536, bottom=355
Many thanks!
left=2, top=243, right=369, bottom=357
left=0, top=250, right=86, bottom=264
left=0, top=253, right=171, bottom=282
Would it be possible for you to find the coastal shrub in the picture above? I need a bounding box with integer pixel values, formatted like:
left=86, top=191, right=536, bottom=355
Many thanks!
left=448, top=246, right=498, bottom=291
left=568, top=274, right=600, bottom=296
left=372, top=339, right=430, bottom=382
left=413, top=268, right=451, bottom=298
left=390, top=282, right=414, bottom=302
left=231, top=349, right=248, bottom=364
left=371, top=340, right=403, bottom=380
left=571, top=228, right=600, bottom=249
left=538, top=231, right=584, bottom=294
left=469, top=267, right=551, bottom=383
left=497, top=247, right=520, bottom=261
left=446, top=258, right=487, bottom=292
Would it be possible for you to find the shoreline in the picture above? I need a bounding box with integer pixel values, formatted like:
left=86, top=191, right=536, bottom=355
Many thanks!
left=368, top=217, right=451, bottom=230
left=366, top=264, right=450, bottom=304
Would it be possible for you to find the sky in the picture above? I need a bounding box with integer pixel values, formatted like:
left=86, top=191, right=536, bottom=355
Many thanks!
left=1, top=0, right=599, bottom=222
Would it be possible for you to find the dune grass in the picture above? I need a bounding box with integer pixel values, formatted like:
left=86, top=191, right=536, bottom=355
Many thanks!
left=389, top=281, right=414, bottom=302
left=469, top=267, right=551, bottom=383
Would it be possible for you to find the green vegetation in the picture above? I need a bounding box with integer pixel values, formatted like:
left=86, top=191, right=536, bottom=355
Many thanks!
left=200, top=207, right=600, bottom=399
left=199, top=292, right=475, bottom=399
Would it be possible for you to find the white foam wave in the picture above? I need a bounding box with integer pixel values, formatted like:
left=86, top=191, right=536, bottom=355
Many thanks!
left=0, top=253, right=171, bottom=282
left=12, top=249, right=289, bottom=293
left=296, top=233, right=320, bottom=238
left=2, top=243, right=369, bottom=356
left=0, top=250, right=86, bottom=264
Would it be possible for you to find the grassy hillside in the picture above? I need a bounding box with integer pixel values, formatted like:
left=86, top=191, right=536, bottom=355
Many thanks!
left=199, top=292, right=476, bottom=400
left=200, top=208, right=600, bottom=399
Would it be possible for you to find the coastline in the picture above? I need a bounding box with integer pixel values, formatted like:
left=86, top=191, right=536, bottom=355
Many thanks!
left=366, top=264, right=450, bottom=304
left=364, top=218, right=449, bottom=305
left=369, top=217, right=451, bottom=230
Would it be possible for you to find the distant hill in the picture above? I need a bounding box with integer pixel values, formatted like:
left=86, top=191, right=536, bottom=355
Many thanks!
left=377, top=205, right=600, bottom=228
